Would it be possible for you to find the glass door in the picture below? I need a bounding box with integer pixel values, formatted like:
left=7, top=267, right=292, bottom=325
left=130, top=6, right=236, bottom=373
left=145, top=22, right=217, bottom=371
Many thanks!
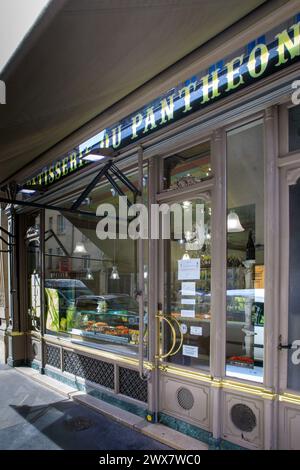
left=159, top=195, right=212, bottom=371
left=280, top=166, right=300, bottom=393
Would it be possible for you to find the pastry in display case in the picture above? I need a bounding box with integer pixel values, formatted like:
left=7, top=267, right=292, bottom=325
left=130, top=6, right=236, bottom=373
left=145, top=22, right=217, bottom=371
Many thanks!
left=72, top=294, right=140, bottom=345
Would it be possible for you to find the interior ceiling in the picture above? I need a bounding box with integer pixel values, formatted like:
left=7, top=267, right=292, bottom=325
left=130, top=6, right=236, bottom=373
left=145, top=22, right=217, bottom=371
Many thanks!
left=0, top=0, right=267, bottom=185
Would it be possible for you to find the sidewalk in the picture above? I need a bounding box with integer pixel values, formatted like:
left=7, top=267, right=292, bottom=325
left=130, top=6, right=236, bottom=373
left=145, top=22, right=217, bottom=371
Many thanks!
left=0, top=365, right=170, bottom=450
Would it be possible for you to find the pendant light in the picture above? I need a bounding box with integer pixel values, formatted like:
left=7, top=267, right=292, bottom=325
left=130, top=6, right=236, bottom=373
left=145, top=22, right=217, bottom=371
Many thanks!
left=110, top=238, right=120, bottom=280
left=85, top=269, right=94, bottom=280
left=144, top=265, right=148, bottom=279
left=182, top=252, right=190, bottom=260
left=73, top=242, right=88, bottom=254
left=110, top=265, right=120, bottom=280
left=227, top=211, right=245, bottom=233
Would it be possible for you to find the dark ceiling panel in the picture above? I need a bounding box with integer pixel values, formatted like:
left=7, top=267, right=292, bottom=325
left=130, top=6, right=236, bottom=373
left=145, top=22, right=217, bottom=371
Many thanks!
left=0, top=0, right=267, bottom=182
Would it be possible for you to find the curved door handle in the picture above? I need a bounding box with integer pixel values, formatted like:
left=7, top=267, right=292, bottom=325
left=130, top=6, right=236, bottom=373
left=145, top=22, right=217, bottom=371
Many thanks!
left=155, top=312, right=184, bottom=359
left=156, top=313, right=177, bottom=359
left=168, top=315, right=184, bottom=357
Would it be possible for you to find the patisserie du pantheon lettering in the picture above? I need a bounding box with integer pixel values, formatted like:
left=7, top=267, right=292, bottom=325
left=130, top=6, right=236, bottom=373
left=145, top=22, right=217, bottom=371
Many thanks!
left=27, top=18, right=300, bottom=187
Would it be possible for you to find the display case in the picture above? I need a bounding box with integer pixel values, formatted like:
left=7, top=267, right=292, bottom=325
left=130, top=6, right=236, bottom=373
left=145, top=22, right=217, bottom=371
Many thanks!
left=71, top=294, right=140, bottom=345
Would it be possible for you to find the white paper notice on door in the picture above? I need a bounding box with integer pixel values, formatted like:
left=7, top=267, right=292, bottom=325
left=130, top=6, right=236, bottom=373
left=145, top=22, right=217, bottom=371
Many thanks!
left=181, top=309, right=195, bottom=318
left=181, top=298, right=196, bottom=305
left=182, top=345, right=199, bottom=358
left=181, top=282, right=196, bottom=296
left=178, top=258, right=200, bottom=280
left=190, top=326, right=203, bottom=336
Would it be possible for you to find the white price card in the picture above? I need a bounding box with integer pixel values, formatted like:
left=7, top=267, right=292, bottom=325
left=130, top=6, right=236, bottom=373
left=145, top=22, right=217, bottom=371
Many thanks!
left=182, top=345, right=199, bottom=358
left=178, top=258, right=200, bottom=280
left=181, top=282, right=196, bottom=296
left=181, top=309, right=195, bottom=318
left=181, top=298, right=196, bottom=305
left=190, top=326, right=203, bottom=336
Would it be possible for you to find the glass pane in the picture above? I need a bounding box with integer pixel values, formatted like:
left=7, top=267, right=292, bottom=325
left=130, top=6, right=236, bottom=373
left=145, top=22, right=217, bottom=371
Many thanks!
left=26, top=213, right=41, bottom=331
left=164, top=198, right=211, bottom=370
left=163, top=141, right=211, bottom=190
left=44, top=162, right=148, bottom=358
left=289, top=105, right=300, bottom=153
left=287, top=179, right=300, bottom=391
left=226, top=121, right=264, bottom=383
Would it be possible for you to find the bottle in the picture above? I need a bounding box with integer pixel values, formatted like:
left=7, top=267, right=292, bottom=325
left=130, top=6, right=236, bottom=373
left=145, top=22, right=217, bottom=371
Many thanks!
left=246, top=230, right=255, bottom=261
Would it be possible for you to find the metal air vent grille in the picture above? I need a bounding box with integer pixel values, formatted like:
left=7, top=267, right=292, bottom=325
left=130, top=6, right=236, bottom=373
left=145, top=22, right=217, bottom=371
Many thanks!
left=176, top=387, right=194, bottom=410
left=230, top=403, right=257, bottom=432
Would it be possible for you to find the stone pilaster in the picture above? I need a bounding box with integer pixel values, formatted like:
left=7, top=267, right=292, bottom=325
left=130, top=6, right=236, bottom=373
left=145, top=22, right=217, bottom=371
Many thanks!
left=0, top=206, right=9, bottom=363
left=6, top=207, right=26, bottom=367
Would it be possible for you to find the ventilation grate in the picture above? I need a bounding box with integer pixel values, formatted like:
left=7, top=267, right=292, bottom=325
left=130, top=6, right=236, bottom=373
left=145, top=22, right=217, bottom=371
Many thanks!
left=230, top=404, right=257, bottom=432
left=63, top=350, right=114, bottom=389
left=46, top=344, right=61, bottom=369
left=119, top=367, right=148, bottom=403
left=176, top=387, right=194, bottom=411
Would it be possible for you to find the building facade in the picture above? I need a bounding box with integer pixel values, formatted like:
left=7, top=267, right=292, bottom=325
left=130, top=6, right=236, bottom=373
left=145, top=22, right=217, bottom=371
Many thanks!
left=1, top=1, right=300, bottom=450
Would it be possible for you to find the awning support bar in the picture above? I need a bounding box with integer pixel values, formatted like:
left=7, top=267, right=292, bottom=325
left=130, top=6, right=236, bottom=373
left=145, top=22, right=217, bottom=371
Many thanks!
left=44, top=229, right=70, bottom=257
left=0, top=197, right=101, bottom=218
left=110, top=164, right=141, bottom=196
left=71, top=160, right=113, bottom=210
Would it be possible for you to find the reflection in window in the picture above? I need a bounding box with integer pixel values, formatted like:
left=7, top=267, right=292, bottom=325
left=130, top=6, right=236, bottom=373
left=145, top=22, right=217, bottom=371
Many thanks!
left=287, top=179, right=300, bottom=391
left=57, top=214, right=66, bottom=234
left=226, top=120, right=264, bottom=383
left=289, top=105, right=300, bottom=152
left=164, top=198, right=211, bottom=370
left=163, top=141, right=211, bottom=190
left=44, top=162, right=148, bottom=358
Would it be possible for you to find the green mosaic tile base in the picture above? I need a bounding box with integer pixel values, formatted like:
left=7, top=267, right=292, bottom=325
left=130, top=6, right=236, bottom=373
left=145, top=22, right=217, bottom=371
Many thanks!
left=26, top=364, right=247, bottom=450
left=159, top=412, right=212, bottom=445
left=159, top=412, right=247, bottom=450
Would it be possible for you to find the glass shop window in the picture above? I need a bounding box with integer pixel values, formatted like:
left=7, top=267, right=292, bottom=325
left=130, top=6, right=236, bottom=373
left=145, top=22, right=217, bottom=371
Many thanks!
left=163, top=141, right=211, bottom=190
left=289, top=105, right=300, bottom=152
left=44, top=162, right=148, bottom=358
left=163, top=198, right=211, bottom=370
left=26, top=213, right=41, bottom=331
left=226, top=120, right=265, bottom=383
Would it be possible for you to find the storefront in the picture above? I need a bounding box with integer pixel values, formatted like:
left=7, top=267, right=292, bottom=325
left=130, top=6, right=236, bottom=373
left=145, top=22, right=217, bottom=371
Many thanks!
left=2, top=4, right=300, bottom=450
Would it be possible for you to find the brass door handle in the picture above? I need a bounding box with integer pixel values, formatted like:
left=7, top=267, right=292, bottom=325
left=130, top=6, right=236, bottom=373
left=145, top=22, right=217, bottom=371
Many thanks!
left=155, top=312, right=183, bottom=360
left=168, top=315, right=184, bottom=357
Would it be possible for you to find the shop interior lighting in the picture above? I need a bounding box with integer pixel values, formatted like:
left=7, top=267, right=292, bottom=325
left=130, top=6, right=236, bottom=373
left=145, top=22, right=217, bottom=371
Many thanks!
left=227, top=211, right=245, bottom=233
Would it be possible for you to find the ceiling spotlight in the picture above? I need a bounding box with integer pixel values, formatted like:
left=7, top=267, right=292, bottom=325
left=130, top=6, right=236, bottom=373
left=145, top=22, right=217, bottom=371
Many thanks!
left=82, top=147, right=115, bottom=162
left=20, top=188, right=36, bottom=195
left=19, top=183, right=47, bottom=195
